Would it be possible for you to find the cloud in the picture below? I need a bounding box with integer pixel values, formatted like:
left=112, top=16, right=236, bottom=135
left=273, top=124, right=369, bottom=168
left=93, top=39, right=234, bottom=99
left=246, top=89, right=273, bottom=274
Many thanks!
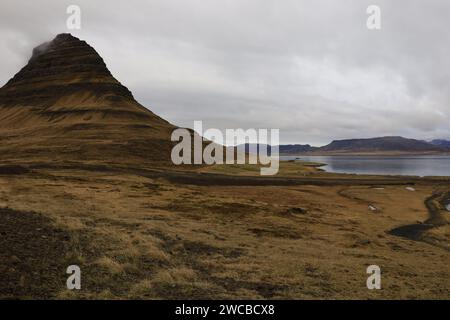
left=0, top=0, right=449, bottom=145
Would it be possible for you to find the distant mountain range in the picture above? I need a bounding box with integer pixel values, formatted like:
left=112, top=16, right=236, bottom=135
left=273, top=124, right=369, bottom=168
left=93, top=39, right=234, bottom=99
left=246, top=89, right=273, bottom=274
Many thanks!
left=316, top=136, right=448, bottom=154
left=243, top=136, right=450, bottom=155
left=429, top=139, right=450, bottom=148
left=241, top=144, right=316, bottom=154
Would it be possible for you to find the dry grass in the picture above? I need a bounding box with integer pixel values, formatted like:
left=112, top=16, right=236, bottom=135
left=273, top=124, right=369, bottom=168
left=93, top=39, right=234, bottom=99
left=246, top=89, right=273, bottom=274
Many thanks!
left=0, top=161, right=449, bottom=299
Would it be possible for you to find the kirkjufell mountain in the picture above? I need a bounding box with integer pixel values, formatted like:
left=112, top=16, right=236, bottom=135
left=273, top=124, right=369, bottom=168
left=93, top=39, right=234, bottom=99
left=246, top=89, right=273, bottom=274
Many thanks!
left=0, top=33, right=177, bottom=165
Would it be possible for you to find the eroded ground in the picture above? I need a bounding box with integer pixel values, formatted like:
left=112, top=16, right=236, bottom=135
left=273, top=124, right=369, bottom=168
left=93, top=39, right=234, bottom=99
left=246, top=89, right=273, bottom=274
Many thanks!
left=0, top=162, right=448, bottom=299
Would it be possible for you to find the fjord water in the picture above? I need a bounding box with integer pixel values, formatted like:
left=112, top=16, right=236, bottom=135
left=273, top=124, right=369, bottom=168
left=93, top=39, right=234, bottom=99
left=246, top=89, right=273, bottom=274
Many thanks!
left=281, top=155, right=450, bottom=177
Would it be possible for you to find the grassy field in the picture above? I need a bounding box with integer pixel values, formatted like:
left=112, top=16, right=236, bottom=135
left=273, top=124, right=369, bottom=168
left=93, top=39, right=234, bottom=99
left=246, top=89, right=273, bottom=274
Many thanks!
left=0, top=161, right=449, bottom=299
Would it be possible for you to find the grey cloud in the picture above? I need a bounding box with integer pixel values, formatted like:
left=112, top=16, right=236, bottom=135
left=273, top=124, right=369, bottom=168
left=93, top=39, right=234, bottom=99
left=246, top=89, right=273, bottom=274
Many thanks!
left=0, top=0, right=449, bottom=145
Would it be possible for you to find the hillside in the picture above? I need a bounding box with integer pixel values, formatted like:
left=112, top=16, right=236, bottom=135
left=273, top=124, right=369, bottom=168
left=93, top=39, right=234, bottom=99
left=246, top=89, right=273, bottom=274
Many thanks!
left=0, top=33, right=177, bottom=166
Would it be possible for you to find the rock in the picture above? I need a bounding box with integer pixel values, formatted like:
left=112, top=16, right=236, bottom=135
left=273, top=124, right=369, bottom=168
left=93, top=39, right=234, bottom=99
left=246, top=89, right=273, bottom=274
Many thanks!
left=405, top=187, right=416, bottom=191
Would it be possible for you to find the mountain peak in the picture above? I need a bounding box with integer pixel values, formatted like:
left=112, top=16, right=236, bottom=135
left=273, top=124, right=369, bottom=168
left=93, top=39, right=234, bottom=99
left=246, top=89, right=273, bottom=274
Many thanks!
left=1, top=33, right=135, bottom=108
left=30, top=33, right=81, bottom=60
left=54, top=32, right=78, bottom=40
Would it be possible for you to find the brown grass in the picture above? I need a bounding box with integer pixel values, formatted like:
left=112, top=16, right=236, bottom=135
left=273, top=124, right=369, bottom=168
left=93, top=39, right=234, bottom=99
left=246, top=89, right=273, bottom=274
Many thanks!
left=0, top=161, right=449, bottom=299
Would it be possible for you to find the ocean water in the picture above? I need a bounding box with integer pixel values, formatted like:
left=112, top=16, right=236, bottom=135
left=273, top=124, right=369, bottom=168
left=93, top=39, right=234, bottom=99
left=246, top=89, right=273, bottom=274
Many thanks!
left=280, top=155, right=450, bottom=177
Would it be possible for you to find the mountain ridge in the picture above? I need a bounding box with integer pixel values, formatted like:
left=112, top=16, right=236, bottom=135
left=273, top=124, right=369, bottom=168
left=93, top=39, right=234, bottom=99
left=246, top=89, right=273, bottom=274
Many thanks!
left=273, top=136, right=450, bottom=155
left=316, top=136, right=447, bottom=154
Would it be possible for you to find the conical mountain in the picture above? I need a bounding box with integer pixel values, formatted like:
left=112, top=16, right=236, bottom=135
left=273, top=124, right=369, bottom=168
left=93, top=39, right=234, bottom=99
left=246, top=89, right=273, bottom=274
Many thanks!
left=0, top=33, right=177, bottom=166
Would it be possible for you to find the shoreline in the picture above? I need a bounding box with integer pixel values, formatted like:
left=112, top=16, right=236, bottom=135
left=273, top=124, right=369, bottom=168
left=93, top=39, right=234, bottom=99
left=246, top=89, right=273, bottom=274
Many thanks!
left=280, top=156, right=450, bottom=178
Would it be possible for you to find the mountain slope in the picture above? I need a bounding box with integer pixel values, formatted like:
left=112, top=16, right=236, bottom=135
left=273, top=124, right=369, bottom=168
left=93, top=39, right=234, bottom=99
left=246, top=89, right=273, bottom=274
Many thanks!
left=0, top=33, right=177, bottom=165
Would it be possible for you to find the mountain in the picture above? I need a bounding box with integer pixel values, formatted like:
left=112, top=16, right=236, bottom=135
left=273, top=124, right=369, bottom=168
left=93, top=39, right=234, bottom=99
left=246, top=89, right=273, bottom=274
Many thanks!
left=279, top=144, right=318, bottom=154
left=0, top=34, right=177, bottom=166
left=238, top=136, right=448, bottom=156
left=316, top=136, right=447, bottom=154
left=238, top=143, right=317, bottom=155
left=429, top=139, right=450, bottom=148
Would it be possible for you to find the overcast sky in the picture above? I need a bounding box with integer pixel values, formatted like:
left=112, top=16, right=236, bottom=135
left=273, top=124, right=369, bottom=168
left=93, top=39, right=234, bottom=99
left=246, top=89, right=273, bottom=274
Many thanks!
left=1, top=0, right=449, bottom=145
